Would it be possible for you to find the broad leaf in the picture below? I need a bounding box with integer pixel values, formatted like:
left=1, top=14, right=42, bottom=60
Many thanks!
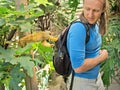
left=18, top=57, right=35, bottom=77
left=9, top=64, right=24, bottom=90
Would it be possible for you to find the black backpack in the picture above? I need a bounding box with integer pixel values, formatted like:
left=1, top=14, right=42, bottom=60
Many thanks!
left=53, top=20, right=90, bottom=77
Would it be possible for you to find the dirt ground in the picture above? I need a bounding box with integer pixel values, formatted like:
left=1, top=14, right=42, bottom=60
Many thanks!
left=108, top=78, right=120, bottom=90
left=47, top=72, right=120, bottom=90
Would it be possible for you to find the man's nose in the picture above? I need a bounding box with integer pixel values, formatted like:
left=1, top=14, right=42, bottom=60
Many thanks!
left=88, top=10, right=93, bottom=18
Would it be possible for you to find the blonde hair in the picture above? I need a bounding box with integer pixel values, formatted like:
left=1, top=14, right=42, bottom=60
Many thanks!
left=80, top=0, right=109, bottom=35
left=99, top=0, right=109, bottom=35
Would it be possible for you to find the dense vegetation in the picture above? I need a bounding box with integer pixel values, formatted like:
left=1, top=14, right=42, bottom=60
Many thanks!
left=0, top=0, right=120, bottom=90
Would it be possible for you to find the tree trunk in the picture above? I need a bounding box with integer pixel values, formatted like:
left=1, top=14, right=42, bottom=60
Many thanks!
left=0, top=84, right=5, bottom=90
left=24, top=67, right=38, bottom=90
left=15, top=0, right=38, bottom=90
left=15, top=0, right=28, bottom=10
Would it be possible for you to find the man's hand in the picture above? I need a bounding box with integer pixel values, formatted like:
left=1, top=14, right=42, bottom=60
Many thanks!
left=99, top=49, right=108, bottom=61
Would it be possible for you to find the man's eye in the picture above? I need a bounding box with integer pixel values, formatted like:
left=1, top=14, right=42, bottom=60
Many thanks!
left=85, top=8, right=90, bottom=11
left=94, top=10, right=99, bottom=12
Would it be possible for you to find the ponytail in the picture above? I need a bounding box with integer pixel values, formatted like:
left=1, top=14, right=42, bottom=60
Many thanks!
left=99, top=0, right=109, bottom=35
left=99, top=12, right=107, bottom=35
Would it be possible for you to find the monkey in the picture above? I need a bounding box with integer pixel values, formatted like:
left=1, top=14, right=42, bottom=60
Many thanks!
left=19, top=31, right=58, bottom=47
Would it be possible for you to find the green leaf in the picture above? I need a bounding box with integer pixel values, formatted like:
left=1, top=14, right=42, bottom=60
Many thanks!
left=0, top=46, right=14, bottom=60
left=16, top=43, right=33, bottom=55
left=35, top=0, right=53, bottom=6
left=0, top=18, right=5, bottom=26
left=31, top=10, right=44, bottom=17
left=9, top=64, right=24, bottom=90
left=18, top=3, right=25, bottom=11
left=18, top=57, right=35, bottom=77
left=102, top=70, right=111, bottom=87
left=0, top=6, right=8, bottom=14
left=0, top=62, right=12, bottom=72
left=26, top=3, right=35, bottom=10
left=16, top=16, right=25, bottom=21
left=20, top=22, right=33, bottom=32
left=2, top=25, right=10, bottom=32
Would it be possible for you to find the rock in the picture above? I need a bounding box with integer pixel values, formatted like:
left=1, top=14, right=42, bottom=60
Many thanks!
left=48, top=74, right=67, bottom=90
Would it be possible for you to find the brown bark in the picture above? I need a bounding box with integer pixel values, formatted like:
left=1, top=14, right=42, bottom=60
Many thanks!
left=15, top=0, right=28, bottom=10
left=15, top=0, right=38, bottom=90
left=24, top=67, right=38, bottom=90
left=0, top=84, right=5, bottom=90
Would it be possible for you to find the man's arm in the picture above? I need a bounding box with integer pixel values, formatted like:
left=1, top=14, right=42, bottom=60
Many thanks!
left=74, top=49, right=108, bottom=73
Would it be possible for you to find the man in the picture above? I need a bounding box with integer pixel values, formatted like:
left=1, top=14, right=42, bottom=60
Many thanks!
left=67, top=0, right=109, bottom=90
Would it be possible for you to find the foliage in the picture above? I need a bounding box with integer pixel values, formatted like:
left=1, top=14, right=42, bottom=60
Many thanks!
left=0, top=0, right=44, bottom=34
left=48, top=1, right=74, bottom=31
left=31, top=42, right=54, bottom=89
left=100, top=0, right=120, bottom=88
left=101, top=15, right=120, bottom=87
left=0, top=0, right=120, bottom=89
left=68, top=0, right=80, bottom=19
left=38, top=0, right=81, bottom=32
left=0, top=0, right=54, bottom=90
left=108, top=0, right=120, bottom=13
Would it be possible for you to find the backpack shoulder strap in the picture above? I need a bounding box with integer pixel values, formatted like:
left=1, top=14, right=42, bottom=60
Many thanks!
left=84, top=23, right=90, bottom=43
left=65, top=20, right=90, bottom=90
left=70, top=19, right=90, bottom=44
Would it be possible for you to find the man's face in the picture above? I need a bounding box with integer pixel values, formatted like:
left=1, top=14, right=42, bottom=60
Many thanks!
left=83, top=0, right=104, bottom=24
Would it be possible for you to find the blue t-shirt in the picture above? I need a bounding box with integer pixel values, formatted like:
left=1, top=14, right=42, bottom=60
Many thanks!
left=67, top=22, right=102, bottom=79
